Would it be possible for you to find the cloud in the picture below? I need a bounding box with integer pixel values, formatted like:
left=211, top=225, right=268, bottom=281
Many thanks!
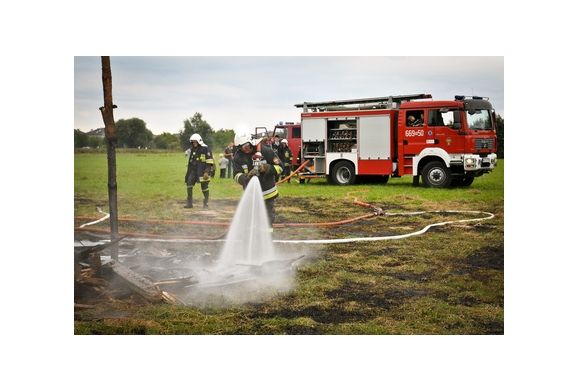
left=75, top=56, right=504, bottom=133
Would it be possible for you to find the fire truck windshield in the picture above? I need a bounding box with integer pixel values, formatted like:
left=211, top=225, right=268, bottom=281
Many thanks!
left=466, top=109, right=493, bottom=130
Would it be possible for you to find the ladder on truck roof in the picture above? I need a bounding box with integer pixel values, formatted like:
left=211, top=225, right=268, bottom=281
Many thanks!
left=295, top=94, right=432, bottom=112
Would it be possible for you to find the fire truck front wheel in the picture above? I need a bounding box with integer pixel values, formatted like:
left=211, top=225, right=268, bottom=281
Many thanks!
left=422, top=161, right=451, bottom=188
left=331, top=161, right=356, bottom=185
left=451, top=176, right=475, bottom=187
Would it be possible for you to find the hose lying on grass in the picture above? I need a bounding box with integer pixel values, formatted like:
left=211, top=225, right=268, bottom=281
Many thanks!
left=75, top=202, right=495, bottom=244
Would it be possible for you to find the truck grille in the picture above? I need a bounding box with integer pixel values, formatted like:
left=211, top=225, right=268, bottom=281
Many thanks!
left=475, top=138, right=494, bottom=150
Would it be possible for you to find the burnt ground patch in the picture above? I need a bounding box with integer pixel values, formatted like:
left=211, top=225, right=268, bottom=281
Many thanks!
left=451, top=245, right=504, bottom=274
left=248, top=303, right=372, bottom=325
left=273, top=306, right=367, bottom=325
left=471, top=317, right=504, bottom=334
left=275, top=197, right=344, bottom=222
left=431, top=291, right=484, bottom=307
left=384, top=270, right=434, bottom=282
left=325, top=280, right=430, bottom=312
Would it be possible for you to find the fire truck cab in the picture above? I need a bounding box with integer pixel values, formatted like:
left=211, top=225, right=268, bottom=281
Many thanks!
left=295, top=94, right=498, bottom=187
left=271, top=122, right=302, bottom=169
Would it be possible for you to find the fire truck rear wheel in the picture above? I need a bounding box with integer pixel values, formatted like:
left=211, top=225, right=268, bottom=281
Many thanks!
left=422, top=161, right=451, bottom=188
left=331, top=161, right=356, bottom=185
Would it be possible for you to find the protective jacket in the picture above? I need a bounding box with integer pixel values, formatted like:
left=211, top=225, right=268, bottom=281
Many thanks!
left=233, top=144, right=282, bottom=200
left=278, top=145, right=293, bottom=168
left=185, top=145, right=214, bottom=183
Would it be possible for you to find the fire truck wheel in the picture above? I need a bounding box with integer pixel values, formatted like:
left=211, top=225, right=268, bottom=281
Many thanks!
left=451, top=176, right=475, bottom=187
left=331, top=161, right=356, bottom=185
left=422, top=161, right=451, bottom=188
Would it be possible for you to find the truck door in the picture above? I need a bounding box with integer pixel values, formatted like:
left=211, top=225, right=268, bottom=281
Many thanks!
left=401, top=109, right=427, bottom=155
left=288, top=125, right=301, bottom=167
left=427, top=108, right=464, bottom=153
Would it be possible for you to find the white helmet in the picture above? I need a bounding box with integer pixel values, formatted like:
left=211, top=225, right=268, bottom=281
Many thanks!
left=281, top=139, right=288, bottom=144
left=189, top=133, right=202, bottom=143
left=234, top=132, right=261, bottom=147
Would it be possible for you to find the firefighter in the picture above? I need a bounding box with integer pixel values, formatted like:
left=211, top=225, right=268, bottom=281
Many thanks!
left=407, top=114, right=424, bottom=127
left=278, top=138, right=293, bottom=182
left=233, top=132, right=283, bottom=226
left=271, top=134, right=281, bottom=155
left=184, top=133, right=214, bottom=209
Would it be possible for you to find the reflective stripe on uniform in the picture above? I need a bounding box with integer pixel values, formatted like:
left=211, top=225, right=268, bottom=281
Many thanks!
left=263, top=186, right=278, bottom=200
left=274, top=164, right=282, bottom=175
left=234, top=172, right=244, bottom=184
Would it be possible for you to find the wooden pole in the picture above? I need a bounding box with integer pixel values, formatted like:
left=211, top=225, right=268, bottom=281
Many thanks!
left=99, top=56, right=119, bottom=260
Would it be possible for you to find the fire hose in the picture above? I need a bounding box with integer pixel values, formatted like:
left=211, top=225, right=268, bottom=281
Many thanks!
left=75, top=202, right=495, bottom=244
left=78, top=207, right=110, bottom=228
left=276, top=159, right=310, bottom=185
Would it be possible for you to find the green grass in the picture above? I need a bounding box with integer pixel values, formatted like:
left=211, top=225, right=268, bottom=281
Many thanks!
left=75, top=152, right=503, bottom=215
left=75, top=152, right=503, bottom=334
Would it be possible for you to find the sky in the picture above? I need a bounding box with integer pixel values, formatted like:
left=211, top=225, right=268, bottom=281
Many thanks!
left=74, top=56, right=503, bottom=135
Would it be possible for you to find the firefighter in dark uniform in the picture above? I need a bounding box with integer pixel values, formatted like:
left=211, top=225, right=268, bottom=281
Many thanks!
left=184, top=133, right=214, bottom=209
left=278, top=138, right=293, bottom=182
left=271, top=135, right=281, bottom=156
left=233, top=133, right=283, bottom=226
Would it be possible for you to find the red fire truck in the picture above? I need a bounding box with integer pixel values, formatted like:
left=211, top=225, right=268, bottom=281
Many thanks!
left=293, top=94, right=498, bottom=187
left=271, top=122, right=302, bottom=168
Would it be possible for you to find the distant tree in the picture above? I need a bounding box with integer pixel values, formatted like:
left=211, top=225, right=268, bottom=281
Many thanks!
left=212, top=128, right=236, bottom=153
left=496, top=114, right=504, bottom=158
left=88, top=135, right=105, bottom=148
left=74, top=129, right=88, bottom=148
left=154, top=132, right=180, bottom=150
left=180, top=112, right=214, bottom=150
left=116, top=118, right=154, bottom=148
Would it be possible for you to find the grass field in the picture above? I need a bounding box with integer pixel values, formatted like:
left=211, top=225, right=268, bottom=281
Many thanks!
left=74, top=151, right=504, bottom=334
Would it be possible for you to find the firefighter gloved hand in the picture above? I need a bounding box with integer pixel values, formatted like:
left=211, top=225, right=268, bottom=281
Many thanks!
left=203, top=172, right=209, bottom=181
left=248, top=168, right=258, bottom=178
left=259, top=163, right=270, bottom=174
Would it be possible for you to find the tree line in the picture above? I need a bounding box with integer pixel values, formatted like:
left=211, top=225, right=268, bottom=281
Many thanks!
left=74, top=113, right=235, bottom=153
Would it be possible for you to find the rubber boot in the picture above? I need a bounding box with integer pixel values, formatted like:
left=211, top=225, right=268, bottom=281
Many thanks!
left=184, top=188, right=193, bottom=208
left=203, top=190, right=209, bottom=209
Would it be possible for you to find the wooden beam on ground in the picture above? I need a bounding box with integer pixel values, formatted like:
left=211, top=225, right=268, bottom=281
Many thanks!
left=109, top=261, right=164, bottom=303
